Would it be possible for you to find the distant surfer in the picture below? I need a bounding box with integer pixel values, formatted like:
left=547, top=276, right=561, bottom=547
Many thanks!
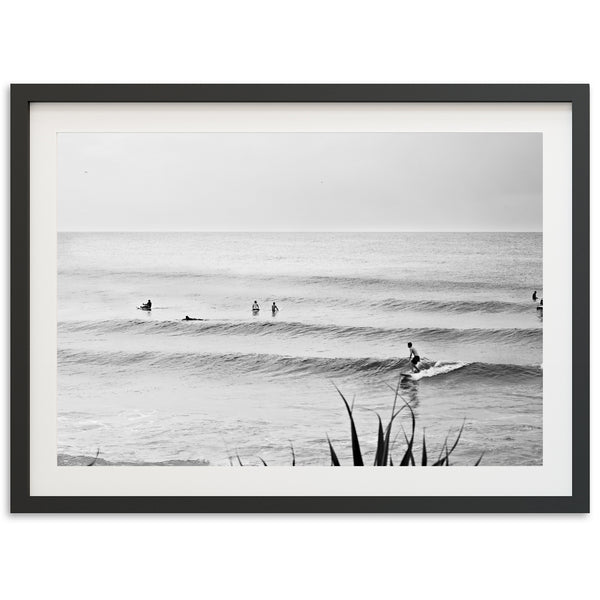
left=140, top=299, right=152, bottom=310
left=408, top=342, right=421, bottom=373
left=252, top=300, right=260, bottom=313
left=182, top=315, right=203, bottom=321
left=532, top=291, right=538, bottom=302
left=537, top=298, right=543, bottom=311
left=271, top=301, right=279, bottom=315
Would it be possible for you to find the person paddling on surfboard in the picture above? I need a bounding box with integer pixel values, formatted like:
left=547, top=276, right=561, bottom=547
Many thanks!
left=408, top=342, right=421, bottom=373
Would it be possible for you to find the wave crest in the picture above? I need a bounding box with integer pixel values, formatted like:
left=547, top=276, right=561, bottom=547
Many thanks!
left=58, top=348, right=542, bottom=380
left=59, top=318, right=542, bottom=345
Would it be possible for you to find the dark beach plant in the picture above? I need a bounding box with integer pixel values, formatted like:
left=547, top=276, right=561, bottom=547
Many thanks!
left=87, top=386, right=483, bottom=465
left=87, top=378, right=483, bottom=467
left=242, top=378, right=484, bottom=466
left=327, top=387, right=483, bottom=466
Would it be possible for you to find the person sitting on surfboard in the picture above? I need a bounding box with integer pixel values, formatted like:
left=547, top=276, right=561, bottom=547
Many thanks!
left=141, top=299, right=152, bottom=310
left=271, top=301, right=279, bottom=315
left=252, top=300, right=260, bottom=312
left=532, top=290, right=538, bottom=301
left=408, top=342, right=421, bottom=373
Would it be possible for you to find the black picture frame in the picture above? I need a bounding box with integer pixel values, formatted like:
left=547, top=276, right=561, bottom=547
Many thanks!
left=11, top=84, right=590, bottom=513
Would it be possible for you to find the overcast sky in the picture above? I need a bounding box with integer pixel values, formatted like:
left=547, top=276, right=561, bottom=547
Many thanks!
left=58, top=132, right=542, bottom=232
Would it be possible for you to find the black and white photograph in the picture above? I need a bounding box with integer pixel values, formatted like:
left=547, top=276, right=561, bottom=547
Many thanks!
left=57, top=131, right=543, bottom=468
left=4, top=0, right=596, bottom=592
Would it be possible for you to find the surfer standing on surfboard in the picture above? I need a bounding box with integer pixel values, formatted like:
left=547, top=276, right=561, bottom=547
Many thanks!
left=408, top=342, right=421, bottom=373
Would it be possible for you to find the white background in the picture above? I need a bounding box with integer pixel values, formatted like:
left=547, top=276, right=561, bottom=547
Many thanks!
left=0, top=1, right=596, bottom=599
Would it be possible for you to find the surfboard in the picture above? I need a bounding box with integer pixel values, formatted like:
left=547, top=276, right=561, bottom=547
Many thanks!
left=400, top=372, right=413, bottom=378
left=137, top=306, right=151, bottom=311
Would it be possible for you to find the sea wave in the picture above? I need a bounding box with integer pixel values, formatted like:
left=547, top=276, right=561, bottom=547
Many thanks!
left=58, top=266, right=538, bottom=293
left=273, top=295, right=533, bottom=314
left=59, top=318, right=542, bottom=345
left=372, top=298, right=532, bottom=314
left=58, top=348, right=542, bottom=380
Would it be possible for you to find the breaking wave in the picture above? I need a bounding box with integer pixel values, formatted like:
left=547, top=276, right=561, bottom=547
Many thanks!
left=58, top=348, right=542, bottom=380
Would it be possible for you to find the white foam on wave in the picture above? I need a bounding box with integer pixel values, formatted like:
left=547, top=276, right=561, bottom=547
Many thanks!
left=410, top=360, right=467, bottom=380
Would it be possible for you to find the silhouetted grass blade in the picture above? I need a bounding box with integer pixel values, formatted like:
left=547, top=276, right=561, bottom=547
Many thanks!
left=87, top=448, right=100, bottom=466
left=433, top=441, right=449, bottom=466
left=433, top=434, right=450, bottom=466
left=334, top=384, right=364, bottom=466
left=382, top=408, right=403, bottom=467
left=447, top=418, right=466, bottom=457
left=327, top=435, right=341, bottom=466
left=399, top=400, right=416, bottom=466
left=374, top=413, right=385, bottom=466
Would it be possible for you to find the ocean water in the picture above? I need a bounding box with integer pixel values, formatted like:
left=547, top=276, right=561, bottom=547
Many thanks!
left=57, top=232, right=543, bottom=466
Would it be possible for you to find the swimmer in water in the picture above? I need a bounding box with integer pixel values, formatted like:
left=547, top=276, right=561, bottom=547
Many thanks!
left=532, top=290, right=538, bottom=302
left=271, top=301, right=279, bottom=315
left=408, top=342, right=421, bottom=373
